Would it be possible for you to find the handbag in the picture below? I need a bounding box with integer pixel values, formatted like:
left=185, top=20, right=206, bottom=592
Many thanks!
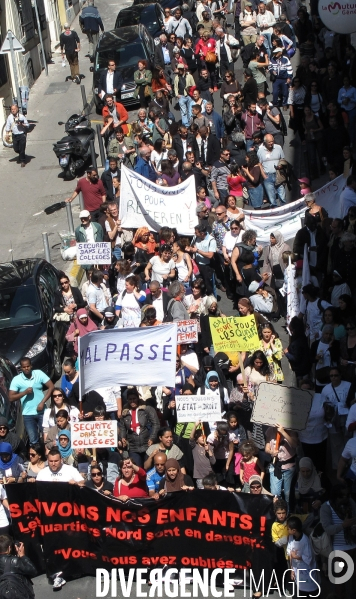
left=53, top=312, right=70, bottom=322
left=191, top=258, right=200, bottom=276
left=144, top=85, right=151, bottom=98
left=310, top=522, right=333, bottom=558
left=205, top=51, right=217, bottom=64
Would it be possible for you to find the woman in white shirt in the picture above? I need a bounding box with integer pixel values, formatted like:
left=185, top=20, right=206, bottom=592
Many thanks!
left=42, top=387, right=80, bottom=440
left=145, top=244, right=176, bottom=285
left=172, top=239, right=193, bottom=287
left=151, top=138, right=168, bottom=173
left=222, top=219, right=243, bottom=262
left=115, top=275, right=146, bottom=328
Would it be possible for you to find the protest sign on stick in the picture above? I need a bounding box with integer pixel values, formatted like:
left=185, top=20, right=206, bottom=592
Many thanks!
left=209, top=315, right=260, bottom=353
left=76, top=242, right=111, bottom=265
left=72, top=421, right=117, bottom=449
left=251, top=383, right=313, bottom=431
left=176, top=320, right=198, bottom=344
left=176, top=395, right=222, bottom=423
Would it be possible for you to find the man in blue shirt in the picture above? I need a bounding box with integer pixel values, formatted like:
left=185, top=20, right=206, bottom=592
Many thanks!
left=79, top=0, right=104, bottom=58
left=146, top=452, right=167, bottom=496
left=205, top=102, right=224, bottom=143
left=9, top=358, right=54, bottom=444
left=134, top=147, right=157, bottom=182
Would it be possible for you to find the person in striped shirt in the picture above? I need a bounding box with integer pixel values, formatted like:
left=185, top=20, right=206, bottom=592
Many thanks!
left=268, top=47, right=293, bottom=107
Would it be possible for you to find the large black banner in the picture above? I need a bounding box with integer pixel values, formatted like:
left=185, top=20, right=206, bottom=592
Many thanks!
left=7, top=483, right=274, bottom=581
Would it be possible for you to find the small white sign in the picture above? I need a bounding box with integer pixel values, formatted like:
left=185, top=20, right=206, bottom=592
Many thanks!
left=176, top=395, right=222, bottom=423
left=71, top=420, right=118, bottom=449
left=76, top=242, right=111, bottom=265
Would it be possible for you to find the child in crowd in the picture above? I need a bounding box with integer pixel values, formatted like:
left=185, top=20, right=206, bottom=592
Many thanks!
left=207, top=422, right=234, bottom=485
left=238, top=440, right=263, bottom=492
left=189, top=421, right=216, bottom=489
left=298, top=177, right=311, bottom=196
left=286, top=516, right=320, bottom=598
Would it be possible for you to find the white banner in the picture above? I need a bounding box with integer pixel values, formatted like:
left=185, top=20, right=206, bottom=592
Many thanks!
left=285, top=261, right=299, bottom=329
left=72, top=420, right=117, bottom=449
left=78, top=325, right=177, bottom=394
left=119, top=166, right=198, bottom=234
left=176, top=395, right=222, bottom=423
left=243, top=174, right=346, bottom=244
left=76, top=242, right=111, bottom=265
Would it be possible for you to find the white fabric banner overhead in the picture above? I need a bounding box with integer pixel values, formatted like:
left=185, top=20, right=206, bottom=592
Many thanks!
left=243, top=174, right=346, bottom=244
left=78, top=325, right=177, bottom=395
left=120, top=166, right=198, bottom=234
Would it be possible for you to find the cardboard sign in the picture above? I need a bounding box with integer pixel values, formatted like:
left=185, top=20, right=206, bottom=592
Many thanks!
left=176, top=320, right=198, bottom=344
left=210, top=314, right=260, bottom=353
left=76, top=242, right=111, bottom=265
left=71, top=420, right=118, bottom=448
left=251, top=382, right=313, bottom=431
left=176, top=395, right=222, bottom=423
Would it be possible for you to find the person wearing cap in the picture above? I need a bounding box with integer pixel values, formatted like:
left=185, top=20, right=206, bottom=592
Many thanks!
left=66, top=168, right=106, bottom=222
left=75, top=210, right=103, bottom=250
left=298, top=177, right=311, bottom=196
left=0, top=418, right=27, bottom=460
left=60, top=23, right=81, bottom=84
left=248, top=280, right=274, bottom=314
left=174, top=64, right=195, bottom=127
left=268, top=46, right=293, bottom=107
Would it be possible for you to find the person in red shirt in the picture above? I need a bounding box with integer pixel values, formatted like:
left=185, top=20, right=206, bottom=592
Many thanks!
left=102, top=94, right=129, bottom=136
left=65, top=168, right=106, bottom=221
left=113, top=458, right=149, bottom=500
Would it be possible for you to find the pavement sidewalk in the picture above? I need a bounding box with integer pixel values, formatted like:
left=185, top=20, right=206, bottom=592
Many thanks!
left=0, top=8, right=102, bottom=285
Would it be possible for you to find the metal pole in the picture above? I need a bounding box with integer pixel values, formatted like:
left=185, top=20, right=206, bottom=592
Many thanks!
left=42, top=232, right=51, bottom=263
left=96, top=124, right=106, bottom=168
left=8, top=32, right=22, bottom=111
left=81, top=84, right=88, bottom=114
left=78, top=191, right=84, bottom=211
left=90, top=139, right=97, bottom=170
left=33, top=0, right=48, bottom=76
left=65, top=201, right=75, bottom=235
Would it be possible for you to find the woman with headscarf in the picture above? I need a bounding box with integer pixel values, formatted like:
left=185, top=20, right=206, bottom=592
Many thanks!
left=132, top=227, right=157, bottom=276
left=158, top=459, right=194, bottom=494
left=57, top=430, right=74, bottom=466
left=101, top=306, right=119, bottom=330
left=295, top=457, right=325, bottom=514
left=261, top=231, right=291, bottom=290
left=248, top=474, right=273, bottom=495
left=310, top=324, right=339, bottom=392
left=0, top=417, right=27, bottom=460
left=197, top=371, right=229, bottom=418
left=65, top=308, right=98, bottom=356
left=0, top=442, right=26, bottom=483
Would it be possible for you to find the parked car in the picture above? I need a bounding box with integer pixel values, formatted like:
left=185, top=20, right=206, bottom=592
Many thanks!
left=133, top=0, right=183, bottom=9
left=0, top=259, right=66, bottom=379
left=92, top=25, right=155, bottom=109
left=115, top=4, right=165, bottom=42
left=0, top=356, right=26, bottom=442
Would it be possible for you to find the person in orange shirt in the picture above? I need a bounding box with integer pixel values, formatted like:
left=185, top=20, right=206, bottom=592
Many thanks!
left=102, top=94, right=129, bottom=135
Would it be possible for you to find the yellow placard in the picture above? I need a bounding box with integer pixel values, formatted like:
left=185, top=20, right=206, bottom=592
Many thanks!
left=209, top=314, right=260, bottom=353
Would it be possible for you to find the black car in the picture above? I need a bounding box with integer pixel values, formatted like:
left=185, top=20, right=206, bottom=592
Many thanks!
left=92, top=25, right=155, bottom=108
left=0, top=260, right=66, bottom=379
left=115, top=4, right=165, bottom=41
left=133, top=0, right=183, bottom=9
left=0, top=356, right=26, bottom=441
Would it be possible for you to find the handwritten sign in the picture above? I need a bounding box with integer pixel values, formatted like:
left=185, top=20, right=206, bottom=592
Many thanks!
left=76, top=242, right=111, bottom=265
left=251, top=383, right=313, bottom=431
left=177, top=320, right=198, bottom=344
left=209, top=314, right=260, bottom=353
left=176, top=395, right=222, bottom=423
left=71, top=420, right=118, bottom=448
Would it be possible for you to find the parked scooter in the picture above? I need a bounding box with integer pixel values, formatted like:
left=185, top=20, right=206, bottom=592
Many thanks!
left=53, top=113, right=95, bottom=179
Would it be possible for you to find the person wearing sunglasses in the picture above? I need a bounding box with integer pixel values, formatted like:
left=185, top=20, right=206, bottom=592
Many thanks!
left=26, top=443, right=46, bottom=482
left=248, top=474, right=273, bottom=495
left=54, top=273, right=86, bottom=324
left=86, top=465, right=113, bottom=495
left=42, top=387, right=80, bottom=441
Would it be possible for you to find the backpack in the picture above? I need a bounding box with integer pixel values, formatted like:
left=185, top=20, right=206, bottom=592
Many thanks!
left=272, top=105, right=288, bottom=137
left=163, top=298, right=175, bottom=323
left=0, top=560, right=34, bottom=599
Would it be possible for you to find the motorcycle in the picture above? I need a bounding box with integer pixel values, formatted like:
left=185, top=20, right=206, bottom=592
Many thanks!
left=53, top=113, right=95, bottom=179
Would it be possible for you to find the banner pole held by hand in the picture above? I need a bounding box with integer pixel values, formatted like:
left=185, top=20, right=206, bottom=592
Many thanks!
left=92, top=448, right=96, bottom=461
left=238, top=352, right=247, bottom=386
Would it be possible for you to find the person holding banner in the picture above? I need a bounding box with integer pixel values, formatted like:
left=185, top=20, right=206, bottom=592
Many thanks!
left=115, top=276, right=146, bottom=328
left=265, top=424, right=298, bottom=505
left=85, top=465, right=113, bottom=495
left=65, top=309, right=98, bottom=356
left=158, top=459, right=194, bottom=493
left=113, top=458, right=149, bottom=500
